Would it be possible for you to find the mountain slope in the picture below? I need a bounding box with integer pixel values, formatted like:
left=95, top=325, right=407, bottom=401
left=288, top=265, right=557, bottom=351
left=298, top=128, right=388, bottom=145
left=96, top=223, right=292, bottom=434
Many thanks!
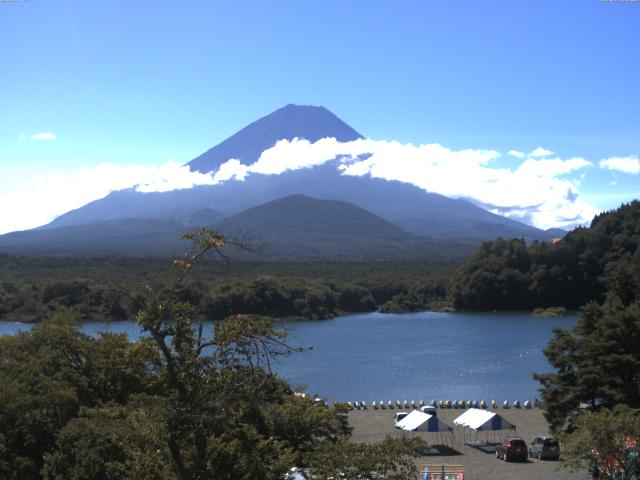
left=212, top=195, right=475, bottom=260
left=0, top=104, right=562, bottom=257
left=0, top=210, right=223, bottom=255
left=0, top=219, right=194, bottom=255
left=0, top=196, right=476, bottom=260
left=188, top=104, right=363, bottom=173
left=41, top=162, right=553, bottom=241
left=216, top=194, right=409, bottom=242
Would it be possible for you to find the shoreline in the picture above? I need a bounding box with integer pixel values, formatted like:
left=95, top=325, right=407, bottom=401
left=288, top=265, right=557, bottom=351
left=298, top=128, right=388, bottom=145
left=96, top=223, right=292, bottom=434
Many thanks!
left=0, top=307, right=577, bottom=325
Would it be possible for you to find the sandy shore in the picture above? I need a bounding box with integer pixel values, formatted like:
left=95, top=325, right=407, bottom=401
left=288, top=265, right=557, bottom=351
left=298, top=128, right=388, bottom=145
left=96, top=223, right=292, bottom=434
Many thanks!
left=348, top=407, right=590, bottom=480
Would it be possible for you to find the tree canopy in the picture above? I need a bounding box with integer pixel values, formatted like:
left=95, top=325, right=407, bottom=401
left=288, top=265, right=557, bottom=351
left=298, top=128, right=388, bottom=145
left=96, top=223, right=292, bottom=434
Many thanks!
left=449, top=201, right=640, bottom=311
left=0, top=229, right=421, bottom=479
left=534, top=240, right=640, bottom=432
left=560, top=405, right=640, bottom=480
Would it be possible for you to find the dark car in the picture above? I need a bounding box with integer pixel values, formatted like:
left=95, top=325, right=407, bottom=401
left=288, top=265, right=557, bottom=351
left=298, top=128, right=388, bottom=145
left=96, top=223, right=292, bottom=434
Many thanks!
left=495, top=436, right=528, bottom=462
left=529, top=436, right=560, bottom=460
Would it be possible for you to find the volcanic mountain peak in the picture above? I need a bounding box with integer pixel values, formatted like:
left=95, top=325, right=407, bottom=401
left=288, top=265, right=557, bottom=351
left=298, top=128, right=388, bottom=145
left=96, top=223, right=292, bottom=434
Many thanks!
left=187, top=104, right=363, bottom=173
left=0, top=104, right=563, bottom=257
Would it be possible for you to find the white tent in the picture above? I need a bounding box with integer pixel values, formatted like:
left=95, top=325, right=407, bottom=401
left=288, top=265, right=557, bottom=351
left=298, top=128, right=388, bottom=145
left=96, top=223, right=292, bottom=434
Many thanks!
left=396, top=411, right=454, bottom=447
left=453, top=408, right=516, bottom=444
left=453, top=408, right=515, bottom=431
left=397, top=411, right=453, bottom=432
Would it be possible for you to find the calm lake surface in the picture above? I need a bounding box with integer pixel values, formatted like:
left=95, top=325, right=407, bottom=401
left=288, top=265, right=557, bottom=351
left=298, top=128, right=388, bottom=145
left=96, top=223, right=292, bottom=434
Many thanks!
left=0, top=311, right=577, bottom=402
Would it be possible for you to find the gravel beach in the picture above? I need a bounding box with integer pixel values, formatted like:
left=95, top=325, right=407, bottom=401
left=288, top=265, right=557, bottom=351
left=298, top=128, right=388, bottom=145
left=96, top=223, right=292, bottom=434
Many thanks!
left=348, top=407, right=590, bottom=480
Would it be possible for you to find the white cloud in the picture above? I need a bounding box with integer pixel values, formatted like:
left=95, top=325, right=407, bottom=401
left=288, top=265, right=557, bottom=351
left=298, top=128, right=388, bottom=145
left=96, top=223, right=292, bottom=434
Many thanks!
left=529, top=147, right=553, bottom=158
left=31, top=132, right=57, bottom=141
left=0, top=138, right=601, bottom=235
left=599, top=156, right=640, bottom=175
left=516, top=157, right=591, bottom=177
left=507, top=150, right=525, bottom=159
left=241, top=138, right=596, bottom=229
left=0, top=161, right=215, bottom=234
left=212, top=159, right=248, bottom=183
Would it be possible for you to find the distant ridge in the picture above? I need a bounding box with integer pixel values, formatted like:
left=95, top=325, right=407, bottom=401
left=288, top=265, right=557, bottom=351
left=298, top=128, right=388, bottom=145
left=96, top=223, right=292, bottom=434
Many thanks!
left=0, top=195, right=476, bottom=260
left=212, top=195, right=474, bottom=260
left=216, top=194, right=409, bottom=242
left=188, top=104, right=363, bottom=173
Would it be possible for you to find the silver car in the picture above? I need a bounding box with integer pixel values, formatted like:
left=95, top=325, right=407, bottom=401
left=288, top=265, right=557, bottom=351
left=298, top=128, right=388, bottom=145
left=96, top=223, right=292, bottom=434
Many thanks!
left=529, top=436, right=560, bottom=460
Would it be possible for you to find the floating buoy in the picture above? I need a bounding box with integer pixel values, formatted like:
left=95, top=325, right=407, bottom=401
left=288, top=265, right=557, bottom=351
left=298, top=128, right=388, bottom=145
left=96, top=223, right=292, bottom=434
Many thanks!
left=396, top=400, right=402, bottom=409
left=466, top=400, right=473, bottom=408
left=514, top=400, right=521, bottom=409
left=524, top=400, right=531, bottom=409
left=354, top=401, right=360, bottom=410
left=480, top=400, right=487, bottom=409
left=388, top=401, right=394, bottom=409
left=472, top=400, right=479, bottom=408
left=431, top=400, right=437, bottom=407
left=347, top=401, right=353, bottom=410
left=491, top=400, right=497, bottom=408
left=419, top=400, right=425, bottom=407
left=445, top=400, right=452, bottom=408
left=503, top=400, right=510, bottom=409
left=459, top=400, right=467, bottom=409
left=410, top=400, right=416, bottom=409
left=403, top=400, right=409, bottom=409
left=361, top=401, right=367, bottom=410
left=372, top=401, right=377, bottom=410
left=438, top=400, right=444, bottom=408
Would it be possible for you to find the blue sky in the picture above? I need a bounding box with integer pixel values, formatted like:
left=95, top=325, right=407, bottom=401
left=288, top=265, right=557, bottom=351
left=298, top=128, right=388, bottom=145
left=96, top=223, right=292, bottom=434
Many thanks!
left=0, top=0, right=638, bottom=233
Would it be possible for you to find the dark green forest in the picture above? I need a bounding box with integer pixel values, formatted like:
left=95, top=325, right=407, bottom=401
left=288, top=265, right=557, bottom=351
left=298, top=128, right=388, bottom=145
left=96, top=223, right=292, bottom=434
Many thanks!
left=534, top=248, right=640, bottom=431
left=531, top=216, right=640, bottom=442
left=449, top=201, right=640, bottom=311
left=0, top=256, right=455, bottom=323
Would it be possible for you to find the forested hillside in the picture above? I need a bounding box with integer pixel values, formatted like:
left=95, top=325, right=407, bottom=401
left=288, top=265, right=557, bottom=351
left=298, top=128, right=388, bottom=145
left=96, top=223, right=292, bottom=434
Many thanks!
left=3, top=201, right=639, bottom=323
left=0, top=255, right=455, bottom=322
left=449, top=201, right=640, bottom=310
left=534, top=249, right=640, bottom=431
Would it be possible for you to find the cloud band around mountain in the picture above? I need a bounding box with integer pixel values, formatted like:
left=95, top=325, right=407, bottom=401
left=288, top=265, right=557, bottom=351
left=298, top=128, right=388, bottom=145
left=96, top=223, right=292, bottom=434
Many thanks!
left=0, top=138, right=620, bottom=234
left=216, top=137, right=596, bottom=230
left=0, top=161, right=216, bottom=234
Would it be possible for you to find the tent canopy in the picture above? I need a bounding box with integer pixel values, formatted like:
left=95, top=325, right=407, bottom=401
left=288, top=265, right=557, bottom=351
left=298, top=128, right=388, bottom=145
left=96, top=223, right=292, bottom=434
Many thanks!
left=397, top=411, right=453, bottom=432
left=453, top=408, right=515, bottom=431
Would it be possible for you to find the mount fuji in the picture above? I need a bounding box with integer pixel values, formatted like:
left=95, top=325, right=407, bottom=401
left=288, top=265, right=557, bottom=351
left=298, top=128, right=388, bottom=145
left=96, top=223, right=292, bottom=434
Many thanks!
left=0, top=104, right=562, bottom=257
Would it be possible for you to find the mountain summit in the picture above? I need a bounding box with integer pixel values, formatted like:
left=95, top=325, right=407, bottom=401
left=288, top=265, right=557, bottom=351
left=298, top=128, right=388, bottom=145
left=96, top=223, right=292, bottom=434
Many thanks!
left=188, top=104, right=363, bottom=173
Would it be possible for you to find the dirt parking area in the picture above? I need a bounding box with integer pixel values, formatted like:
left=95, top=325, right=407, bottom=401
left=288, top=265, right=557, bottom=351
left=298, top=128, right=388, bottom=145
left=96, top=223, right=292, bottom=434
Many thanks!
left=348, top=407, right=590, bottom=480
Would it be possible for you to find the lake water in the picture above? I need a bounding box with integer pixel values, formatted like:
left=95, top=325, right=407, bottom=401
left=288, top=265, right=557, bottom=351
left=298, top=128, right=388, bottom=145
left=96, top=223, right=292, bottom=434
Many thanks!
left=0, top=311, right=577, bottom=403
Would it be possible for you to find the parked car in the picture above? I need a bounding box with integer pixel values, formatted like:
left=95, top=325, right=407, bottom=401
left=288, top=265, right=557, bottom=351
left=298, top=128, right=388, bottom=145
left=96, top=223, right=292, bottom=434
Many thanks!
left=495, top=436, right=528, bottom=462
left=529, top=436, right=560, bottom=460
left=420, top=405, right=437, bottom=416
left=394, top=411, right=409, bottom=428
